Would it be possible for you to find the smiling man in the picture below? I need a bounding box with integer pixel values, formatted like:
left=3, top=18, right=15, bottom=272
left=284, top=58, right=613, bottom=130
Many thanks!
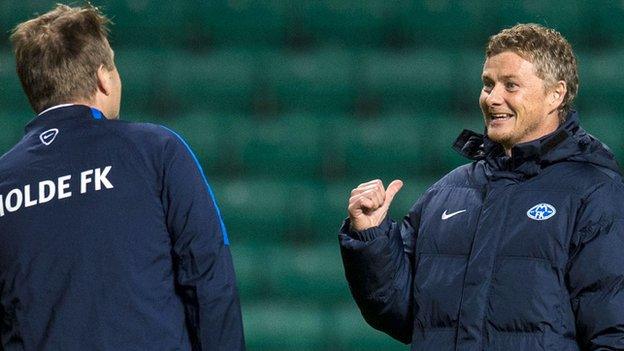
left=339, top=24, right=624, bottom=350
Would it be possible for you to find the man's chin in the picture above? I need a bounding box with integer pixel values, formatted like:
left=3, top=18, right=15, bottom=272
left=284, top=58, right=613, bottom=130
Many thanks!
left=486, top=131, right=513, bottom=147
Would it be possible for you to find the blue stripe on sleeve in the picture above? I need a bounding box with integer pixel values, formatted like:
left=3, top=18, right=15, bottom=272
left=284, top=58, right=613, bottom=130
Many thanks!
left=160, top=126, right=230, bottom=246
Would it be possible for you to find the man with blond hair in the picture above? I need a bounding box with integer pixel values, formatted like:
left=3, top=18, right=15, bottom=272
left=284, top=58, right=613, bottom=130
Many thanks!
left=340, top=24, right=624, bottom=350
left=0, top=4, right=244, bottom=350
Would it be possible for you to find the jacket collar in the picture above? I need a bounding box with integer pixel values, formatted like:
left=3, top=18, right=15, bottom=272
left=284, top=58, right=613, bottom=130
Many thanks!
left=453, top=111, right=621, bottom=179
left=25, top=104, right=106, bottom=133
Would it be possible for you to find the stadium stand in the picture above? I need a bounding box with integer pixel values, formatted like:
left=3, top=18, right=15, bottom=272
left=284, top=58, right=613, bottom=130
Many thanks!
left=2, top=1, right=623, bottom=349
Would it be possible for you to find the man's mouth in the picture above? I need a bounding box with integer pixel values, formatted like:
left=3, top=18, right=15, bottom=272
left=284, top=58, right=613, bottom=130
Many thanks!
left=489, top=113, right=514, bottom=121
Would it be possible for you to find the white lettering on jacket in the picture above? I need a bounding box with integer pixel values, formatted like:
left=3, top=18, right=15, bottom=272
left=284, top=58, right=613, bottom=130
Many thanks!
left=0, top=166, right=114, bottom=218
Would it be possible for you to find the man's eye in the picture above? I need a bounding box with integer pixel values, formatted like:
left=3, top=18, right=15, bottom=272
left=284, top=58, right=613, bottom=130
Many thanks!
left=505, top=82, right=518, bottom=89
left=483, top=82, right=493, bottom=92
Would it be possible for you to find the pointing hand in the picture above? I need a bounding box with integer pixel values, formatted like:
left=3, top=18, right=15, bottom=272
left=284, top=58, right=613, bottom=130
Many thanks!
left=347, top=179, right=403, bottom=232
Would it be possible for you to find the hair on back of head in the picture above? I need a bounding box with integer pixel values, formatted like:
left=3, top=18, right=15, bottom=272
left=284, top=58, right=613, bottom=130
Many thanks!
left=10, top=3, right=114, bottom=113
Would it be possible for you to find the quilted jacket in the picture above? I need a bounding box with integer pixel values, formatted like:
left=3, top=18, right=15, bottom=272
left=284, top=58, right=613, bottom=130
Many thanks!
left=339, top=111, right=624, bottom=350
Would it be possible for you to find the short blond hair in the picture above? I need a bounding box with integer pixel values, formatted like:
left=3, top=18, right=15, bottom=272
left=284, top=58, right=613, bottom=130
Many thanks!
left=486, top=23, right=578, bottom=121
left=10, top=4, right=114, bottom=113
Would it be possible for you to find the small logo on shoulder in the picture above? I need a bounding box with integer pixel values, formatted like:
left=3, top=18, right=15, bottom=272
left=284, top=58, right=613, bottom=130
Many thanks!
left=527, top=203, right=556, bottom=221
left=40, top=128, right=59, bottom=146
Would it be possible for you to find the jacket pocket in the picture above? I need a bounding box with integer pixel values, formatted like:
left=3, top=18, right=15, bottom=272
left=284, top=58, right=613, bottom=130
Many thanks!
left=413, top=254, right=468, bottom=329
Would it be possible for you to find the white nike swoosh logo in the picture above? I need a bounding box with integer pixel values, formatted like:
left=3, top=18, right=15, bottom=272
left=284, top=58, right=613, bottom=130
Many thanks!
left=39, top=129, right=59, bottom=146
left=441, top=209, right=466, bottom=220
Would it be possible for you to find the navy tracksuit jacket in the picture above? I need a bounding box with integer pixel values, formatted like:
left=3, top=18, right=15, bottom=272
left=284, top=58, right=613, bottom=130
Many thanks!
left=340, top=111, right=624, bottom=350
left=0, top=105, right=244, bottom=350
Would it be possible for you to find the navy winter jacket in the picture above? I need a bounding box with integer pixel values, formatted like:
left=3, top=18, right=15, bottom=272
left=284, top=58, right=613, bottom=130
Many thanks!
left=340, top=111, right=624, bottom=350
left=0, top=105, right=245, bottom=350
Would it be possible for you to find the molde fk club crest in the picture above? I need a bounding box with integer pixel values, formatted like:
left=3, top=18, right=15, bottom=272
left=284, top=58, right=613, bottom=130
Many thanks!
left=527, top=203, right=556, bottom=221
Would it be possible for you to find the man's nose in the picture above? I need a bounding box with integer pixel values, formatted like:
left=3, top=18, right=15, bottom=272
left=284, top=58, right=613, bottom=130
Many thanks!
left=485, top=84, right=504, bottom=106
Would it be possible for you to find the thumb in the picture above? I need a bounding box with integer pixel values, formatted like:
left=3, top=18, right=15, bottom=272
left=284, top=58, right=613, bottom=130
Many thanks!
left=383, top=179, right=404, bottom=207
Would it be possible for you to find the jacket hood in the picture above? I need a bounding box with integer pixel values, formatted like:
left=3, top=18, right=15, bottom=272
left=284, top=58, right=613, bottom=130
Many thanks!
left=453, top=111, right=622, bottom=180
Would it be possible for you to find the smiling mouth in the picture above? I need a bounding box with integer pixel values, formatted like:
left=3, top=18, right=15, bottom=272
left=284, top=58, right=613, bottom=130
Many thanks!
left=489, top=113, right=514, bottom=122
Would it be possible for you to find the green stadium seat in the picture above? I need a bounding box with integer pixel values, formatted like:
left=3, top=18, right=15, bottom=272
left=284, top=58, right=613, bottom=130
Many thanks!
left=125, top=111, right=247, bottom=177
left=243, top=302, right=328, bottom=350
left=0, top=51, right=31, bottom=113
left=102, top=0, right=202, bottom=49
left=494, top=2, right=591, bottom=48
left=0, top=3, right=50, bottom=48
left=387, top=177, right=436, bottom=219
left=587, top=1, right=624, bottom=49
left=7, top=4, right=624, bottom=351
left=361, top=49, right=454, bottom=113
left=576, top=50, right=624, bottom=116
left=114, top=49, right=164, bottom=114
left=288, top=1, right=387, bottom=48
left=229, top=245, right=271, bottom=301
left=306, top=179, right=433, bottom=241
left=160, top=49, right=257, bottom=114
left=334, top=305, right=408, bottom=350
left=144, top=112, right=251, bottom=177
left=454, top=50, right=487, bottom=113
left=261, top=49, right=357, bottom=113
left=391, top=1, right=496, bottom=49
left=211, top=179, right=299, bottom=244
left=211, top=178, right=378, bottom=244
left=0, top=111, right=32, bottom=155
left=242, top=302, right=409, bottom=350
left=212, top=176, right=433, bottom=245
left=150, top=112, right=345, bottom=181
left=265, top=244, right=350, bottom=303
left=309, top=181, right=351, bottom=238
left=418, top=113, right=483, bottom=175
left=581, top=114, right=624, bottom=158
left=337, top=114, right=428, bottom=179
left=241, top=114, right=324, bottom=179
left=198, top=1, right=286, bottom=48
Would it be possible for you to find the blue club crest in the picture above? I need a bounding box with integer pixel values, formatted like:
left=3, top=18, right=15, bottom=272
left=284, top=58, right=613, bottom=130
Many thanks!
left=527, top=203, right=556, bottom=221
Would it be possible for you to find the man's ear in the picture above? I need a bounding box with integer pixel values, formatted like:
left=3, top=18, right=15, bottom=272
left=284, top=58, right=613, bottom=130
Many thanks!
left=96, top=64, right=111, bottom=96
left=550, top=80, right=567, bottom=111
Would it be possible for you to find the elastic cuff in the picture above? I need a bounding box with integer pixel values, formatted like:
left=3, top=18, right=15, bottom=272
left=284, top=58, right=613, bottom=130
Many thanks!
left=340, top=217, right=392, bottom=242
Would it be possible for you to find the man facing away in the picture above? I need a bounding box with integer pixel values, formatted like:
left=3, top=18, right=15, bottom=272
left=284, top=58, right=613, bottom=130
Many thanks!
left=340, top=24, right=624, bottom=350
left=0, top=4, right=244, bottom=350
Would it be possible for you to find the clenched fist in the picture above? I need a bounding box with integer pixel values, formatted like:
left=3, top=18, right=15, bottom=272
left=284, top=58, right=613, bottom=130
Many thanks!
left=348, top=179, right=404, bottom=232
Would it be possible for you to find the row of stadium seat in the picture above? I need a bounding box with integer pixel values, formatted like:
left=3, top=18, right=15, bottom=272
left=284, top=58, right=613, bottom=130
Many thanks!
left=2, top=110, right=622, bottom=182
left=143, top=112, right=484, bottom=180
left=145, top=111, right=624, bottom=179
left=5, top=3, right=623, bottom=351
left=3, top=48, right=624, bottom=117
left=241, top=302, right=405, bottom=350
left=2, top=1, right=623, bottom=50
left=232, top=244, right=348, bottom=303
left=210, top=177, right=435, bottom=245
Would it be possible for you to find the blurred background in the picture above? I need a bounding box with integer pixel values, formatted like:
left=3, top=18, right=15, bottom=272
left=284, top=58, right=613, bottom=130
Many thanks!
left=1, top=1, right=623, bottom=350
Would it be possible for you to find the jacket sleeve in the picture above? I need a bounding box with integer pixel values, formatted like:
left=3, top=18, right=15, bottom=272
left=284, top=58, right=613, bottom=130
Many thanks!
left=160, top=129, right=245, bottom=351
left=338, top=196, right=425, bottom=344
left=567, top=181, right=624, bottom=350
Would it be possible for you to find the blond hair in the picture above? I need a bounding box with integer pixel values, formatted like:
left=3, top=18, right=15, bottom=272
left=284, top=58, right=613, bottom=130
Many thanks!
left=486, top=23, right=578, bottom=121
